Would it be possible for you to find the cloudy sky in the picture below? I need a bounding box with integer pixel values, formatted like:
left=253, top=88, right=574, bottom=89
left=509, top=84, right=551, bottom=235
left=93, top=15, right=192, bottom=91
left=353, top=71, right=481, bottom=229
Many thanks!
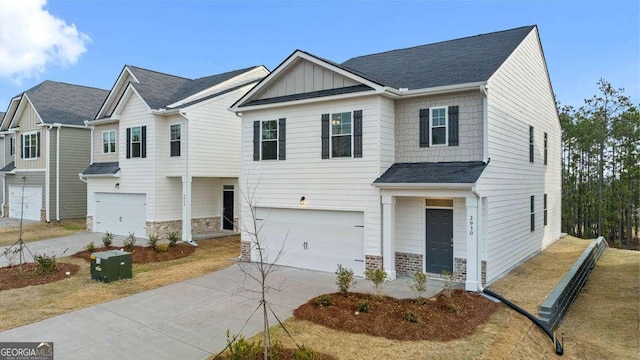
left=0, top=0, right=638, bottom=112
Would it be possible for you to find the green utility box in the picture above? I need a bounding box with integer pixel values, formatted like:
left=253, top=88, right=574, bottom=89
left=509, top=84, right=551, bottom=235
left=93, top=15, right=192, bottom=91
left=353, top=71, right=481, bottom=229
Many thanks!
left=90, top=250, right=132, bottom=283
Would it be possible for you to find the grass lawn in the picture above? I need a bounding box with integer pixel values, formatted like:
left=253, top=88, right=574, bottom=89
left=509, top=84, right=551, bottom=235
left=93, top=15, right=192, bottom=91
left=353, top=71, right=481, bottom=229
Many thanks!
left=0, top=219, right=86, bottom=246
left=235, top=236, right=637, bottom=359
left=0, top=235, right=240, bottom=331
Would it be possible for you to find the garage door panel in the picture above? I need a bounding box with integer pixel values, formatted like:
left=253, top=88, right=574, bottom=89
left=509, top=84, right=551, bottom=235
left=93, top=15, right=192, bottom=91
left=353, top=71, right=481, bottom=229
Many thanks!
left=94, top=193, right=146, bottom=237
left=9, top=186, right=42, bottom=221
left=255, top=208, right=365, bottom=275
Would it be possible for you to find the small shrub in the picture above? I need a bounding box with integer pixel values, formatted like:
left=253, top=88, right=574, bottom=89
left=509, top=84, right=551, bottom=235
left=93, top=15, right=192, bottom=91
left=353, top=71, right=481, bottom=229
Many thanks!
left=366, top=268, right=388, bottom=297
left=314, top=294, right=333, bottom=307
left=448, top=302, right=462, bottom=315
left=123, top=233, right=136, bottom=251
left=225, top=330, right=261, bottom=360
left=293, top=346, right=320, bottom=360
left=102, top=231, right=114, bottom=248
left=33, top=252, right=57, bottom=274
left=85, top=242, right=96, bottom=253
left=167, top=231, right=179, bottom=247
left=269, top=340, right=285, bottom=360
left=155, top=243, right=170, bottom=253
left=442, top=270, right=456, bottom=298
left=402, top=311, right=420, bottom=323
left=147, top=234, right=160, bottom=248
left=356, top=299, right=371, bottom=313
left=408, top=270, right=428, bottom=303
left=335, top=264, right=355, bottom=296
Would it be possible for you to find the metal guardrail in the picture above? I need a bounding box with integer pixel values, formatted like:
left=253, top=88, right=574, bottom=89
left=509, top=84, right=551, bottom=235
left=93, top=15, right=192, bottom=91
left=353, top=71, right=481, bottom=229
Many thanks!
left=538, top=236, right=607, bottom=330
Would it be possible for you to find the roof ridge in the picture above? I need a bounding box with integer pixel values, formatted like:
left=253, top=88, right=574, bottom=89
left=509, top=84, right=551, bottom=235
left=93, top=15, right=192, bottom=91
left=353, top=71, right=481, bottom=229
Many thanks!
left=126, top=65, right=191, bottom=81
left=343, top=25, right=536, bottom=62
left=27, top=80, right=109, bottom=93
left=192, top=65, right=262, bottom=81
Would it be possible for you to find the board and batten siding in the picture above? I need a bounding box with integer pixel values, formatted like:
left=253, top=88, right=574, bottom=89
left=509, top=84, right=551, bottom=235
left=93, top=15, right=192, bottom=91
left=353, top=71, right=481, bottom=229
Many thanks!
left=477, top=27, right=562, bottom=283
left=240, top=95, right=384, bottom=255
left=15, top=103, right=46, bottom=170
left=256, top=59, right=360, bottom=100
left=3, top=134, right=14, bottom=167
left=394, top=92, right=484, bottom=163
left=55, top=127, right=90, bottom=219
left=93, top=123, right=119, bottom=163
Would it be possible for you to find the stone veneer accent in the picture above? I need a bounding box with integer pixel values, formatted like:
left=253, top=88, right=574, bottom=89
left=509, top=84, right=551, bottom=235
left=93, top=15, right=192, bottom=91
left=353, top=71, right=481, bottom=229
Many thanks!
left=240, top=240, right=252, bottom=262
left=3, top=205, right=8, bottom=218
left=454, top=257, right=487, bottom=285
left=147, top=216, right=221, bottom=239
left=365, top=255, right=383, bottom=272
left=86, top=216, right=93, bottom=231
left=395, top=252, right=423, bottom=275
left=40, top=209, right=46, bottom=222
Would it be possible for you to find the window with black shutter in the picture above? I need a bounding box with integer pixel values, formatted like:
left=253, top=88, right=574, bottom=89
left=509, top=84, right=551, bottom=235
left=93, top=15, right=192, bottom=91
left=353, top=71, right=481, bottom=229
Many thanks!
left=170, top=124, right=181, bottom=157
left=127, top=126, right=146, bottom=159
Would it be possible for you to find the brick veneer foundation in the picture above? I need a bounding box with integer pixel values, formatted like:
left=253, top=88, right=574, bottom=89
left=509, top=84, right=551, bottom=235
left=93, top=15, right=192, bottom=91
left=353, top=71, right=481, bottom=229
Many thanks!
left=395, top=252, right=423, bottom=275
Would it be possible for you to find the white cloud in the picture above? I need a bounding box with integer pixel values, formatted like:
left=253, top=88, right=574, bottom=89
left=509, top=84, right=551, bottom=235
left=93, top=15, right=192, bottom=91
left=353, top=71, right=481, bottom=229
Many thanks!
left=0, top=0, right=90, bottom=83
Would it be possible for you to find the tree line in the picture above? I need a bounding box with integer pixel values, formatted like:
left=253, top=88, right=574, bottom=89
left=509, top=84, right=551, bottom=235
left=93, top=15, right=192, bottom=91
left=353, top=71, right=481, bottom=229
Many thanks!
left=559, top=79, right=639, bottom=248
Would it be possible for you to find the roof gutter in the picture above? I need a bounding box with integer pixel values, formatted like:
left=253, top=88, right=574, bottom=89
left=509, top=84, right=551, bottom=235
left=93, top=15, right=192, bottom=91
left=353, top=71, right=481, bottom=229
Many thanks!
left=151, top=108, right=182, bottom=116
left=371, top=182, right=474, bottom=189
left=86, top=117, right=119, bottom=126
left=383, top=81, right=487, bottom=99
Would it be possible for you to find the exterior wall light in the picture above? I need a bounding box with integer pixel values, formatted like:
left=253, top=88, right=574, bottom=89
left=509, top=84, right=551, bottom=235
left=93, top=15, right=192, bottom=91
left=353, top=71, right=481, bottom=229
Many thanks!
left=115, top=183, right=120, bottom=189
left=300, top=196, right=306, bottom=206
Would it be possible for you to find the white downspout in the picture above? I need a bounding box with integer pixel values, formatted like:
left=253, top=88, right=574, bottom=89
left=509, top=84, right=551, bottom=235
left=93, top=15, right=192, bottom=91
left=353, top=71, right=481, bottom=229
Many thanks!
left=45, top=125, right=52, bottom=222
left=0, top=174, right=5, bottom=217
left=481, top=85, right=489, bottom=163
left=471, top=187, right=483, bottom=291
left=55, top=124, right=61, bottom=221
left=178, top=111, right=195, bottom=246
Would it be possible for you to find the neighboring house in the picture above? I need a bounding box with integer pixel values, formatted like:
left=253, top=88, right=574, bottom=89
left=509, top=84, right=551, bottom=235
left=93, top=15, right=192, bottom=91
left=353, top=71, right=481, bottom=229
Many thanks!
left=231, top=25, right=561, bottom=291
left=0, top=81, right=108, bottom=221
left=82, top=65, right=269, bottom=241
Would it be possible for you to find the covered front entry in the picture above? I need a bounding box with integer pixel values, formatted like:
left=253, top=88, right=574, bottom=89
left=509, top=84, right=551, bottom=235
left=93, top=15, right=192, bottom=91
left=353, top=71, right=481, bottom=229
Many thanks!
left=425, top=208, right=453, bottom=273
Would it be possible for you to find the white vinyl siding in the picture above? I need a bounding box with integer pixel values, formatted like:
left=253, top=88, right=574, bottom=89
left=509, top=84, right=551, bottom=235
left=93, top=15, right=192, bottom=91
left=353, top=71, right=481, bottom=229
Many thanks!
left=477, top=27, right=562, bottom=283
left=93, top=123, right=119, bottom=163
left=240, top=95, right=383, bottom=256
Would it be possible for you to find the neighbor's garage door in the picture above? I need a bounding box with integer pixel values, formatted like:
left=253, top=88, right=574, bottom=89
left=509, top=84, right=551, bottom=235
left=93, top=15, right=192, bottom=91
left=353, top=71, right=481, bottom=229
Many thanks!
left=9, top=186, right=42, bottom=221
left=94, top=193, right=146, bottom=237
left=255, top=208, right=365, bottom=275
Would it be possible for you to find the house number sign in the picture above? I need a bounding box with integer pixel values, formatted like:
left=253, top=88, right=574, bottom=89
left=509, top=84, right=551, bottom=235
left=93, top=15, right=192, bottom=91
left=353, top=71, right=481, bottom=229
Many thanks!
left=469, top=216, right=474, bottom=235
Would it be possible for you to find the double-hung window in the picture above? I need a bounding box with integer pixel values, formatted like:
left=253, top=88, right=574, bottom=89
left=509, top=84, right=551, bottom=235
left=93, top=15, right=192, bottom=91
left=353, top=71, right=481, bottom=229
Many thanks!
left=529, top=126, right=534, bottom=163
left=430, top=107, right=448, bottom=146
left=331, top=112, right=352, bottom=157
left=22, top=132, right=38, bottom=159
left=170, top=124, right=181, bottom=157
left=261, top=120, right=278, bottom=160
left=102, top=130, right=116, bottom=154
left=530, top=195, right=536, bottom=232
left=130, top=127, right=142, bottom=158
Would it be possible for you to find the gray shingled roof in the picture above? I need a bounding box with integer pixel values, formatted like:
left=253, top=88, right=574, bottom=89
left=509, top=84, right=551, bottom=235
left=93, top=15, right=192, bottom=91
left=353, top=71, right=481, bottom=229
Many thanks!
left=23, top=81, right=109, bottom=125
left=128, top=66, right=262, bottom=110
left=242, top=85, right=373, bottom=107
left=0, top=161, right=15, bottom=173
left=82, top=162, right=120, bottom=176
left=373, top=161, right=487, bottom=185
left=341, top=26, right=534, bottom=90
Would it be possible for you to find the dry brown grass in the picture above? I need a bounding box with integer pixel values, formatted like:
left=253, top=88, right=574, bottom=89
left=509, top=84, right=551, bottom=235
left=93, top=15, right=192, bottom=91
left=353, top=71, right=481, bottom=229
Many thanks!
left=488, top=235, right=590, bottom=314
left=557, top=248, right=640, bottom=359
left=0, top=236, right=239, bottom=331
left=0, top=219, right=86, bottom=246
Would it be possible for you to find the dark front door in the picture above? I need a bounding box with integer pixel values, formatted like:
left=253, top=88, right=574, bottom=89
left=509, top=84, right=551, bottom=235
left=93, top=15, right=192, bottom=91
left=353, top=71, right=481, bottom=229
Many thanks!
left=223, top=189, right=234, bottom=230
left=426, top=209, right=453, bottom=273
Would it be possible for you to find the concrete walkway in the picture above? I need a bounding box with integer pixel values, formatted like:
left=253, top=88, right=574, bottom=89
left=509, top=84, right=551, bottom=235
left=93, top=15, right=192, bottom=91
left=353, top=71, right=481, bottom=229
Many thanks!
left=0, top=263, right=443, bottom=360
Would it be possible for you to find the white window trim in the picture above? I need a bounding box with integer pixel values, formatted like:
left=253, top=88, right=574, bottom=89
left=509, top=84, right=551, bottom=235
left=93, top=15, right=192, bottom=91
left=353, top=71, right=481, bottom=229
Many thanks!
left=429, top=106, right=448, bottom=147
left=260, top=120, right=278, bottom=161
left=330, top=111, right=354, bottom=159
left=170, top=124, right=181, bottom=157
left=22, top=131, right=38, bottom=160
left=102, top=130, right=116, bottom=154
left=130, top=126, right=142, bottom=158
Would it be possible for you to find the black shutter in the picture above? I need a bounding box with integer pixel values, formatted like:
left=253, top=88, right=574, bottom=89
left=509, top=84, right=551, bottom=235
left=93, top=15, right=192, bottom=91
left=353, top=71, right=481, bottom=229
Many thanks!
left=278, top=118, right=286, bottom=160
left=253, top=121, right=260, bottom=161
left=353, top=110, right=363, bottom=158
left=419, top=108, right=429, bottom=147
left=141, top=126, right=147, bottom=158
left=321, top=114, right=329, bottom=159
left=37, top=132, right=41, bottom=157
left=448, top=106, right=459, bottom=146
left=126, top=128, right=131, bottom=159
left=20, top=135, right=23, bottom=158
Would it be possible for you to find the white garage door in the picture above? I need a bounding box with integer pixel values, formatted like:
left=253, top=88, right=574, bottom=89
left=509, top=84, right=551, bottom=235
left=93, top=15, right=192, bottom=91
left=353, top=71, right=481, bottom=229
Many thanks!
left=9, top=186, right=42, bottom=221
left=94, top=193, right=146, bottom=237
left=255, top=208, right=365, bottom=276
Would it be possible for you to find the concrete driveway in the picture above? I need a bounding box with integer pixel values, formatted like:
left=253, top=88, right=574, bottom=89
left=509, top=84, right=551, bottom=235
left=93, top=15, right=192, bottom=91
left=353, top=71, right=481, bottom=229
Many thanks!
left=0, top=263, right=442, bottom=359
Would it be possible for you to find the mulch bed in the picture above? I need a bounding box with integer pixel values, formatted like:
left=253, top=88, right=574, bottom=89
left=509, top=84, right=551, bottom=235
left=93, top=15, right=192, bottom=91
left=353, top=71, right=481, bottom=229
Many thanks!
left=0, top=263, right=79, bottom=291
left=294, top=290, right=502, bottom=341
left=71, top=243, right=196, bottom=264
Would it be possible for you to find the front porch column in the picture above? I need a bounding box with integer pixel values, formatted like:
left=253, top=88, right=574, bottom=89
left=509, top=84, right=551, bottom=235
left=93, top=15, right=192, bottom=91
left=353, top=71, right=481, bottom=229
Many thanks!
left=182, top=175, right=193, bottom=243
left=465, top=196, right=479, bottom=291
left=382, top=195, right=396, bottom=280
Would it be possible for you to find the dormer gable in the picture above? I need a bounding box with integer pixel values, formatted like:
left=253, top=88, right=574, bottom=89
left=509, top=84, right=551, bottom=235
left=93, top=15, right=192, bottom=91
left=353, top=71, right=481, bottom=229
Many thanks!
left=95, top=66, right=142, bottom=120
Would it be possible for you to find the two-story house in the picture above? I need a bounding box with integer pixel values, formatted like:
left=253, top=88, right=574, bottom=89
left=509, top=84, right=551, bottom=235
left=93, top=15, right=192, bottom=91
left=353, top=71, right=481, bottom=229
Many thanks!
left=82, top=65, right=269, bottom=242
left=0, top=81, right=108, bottom=221
left=231, top=25, right=561, bottom=291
